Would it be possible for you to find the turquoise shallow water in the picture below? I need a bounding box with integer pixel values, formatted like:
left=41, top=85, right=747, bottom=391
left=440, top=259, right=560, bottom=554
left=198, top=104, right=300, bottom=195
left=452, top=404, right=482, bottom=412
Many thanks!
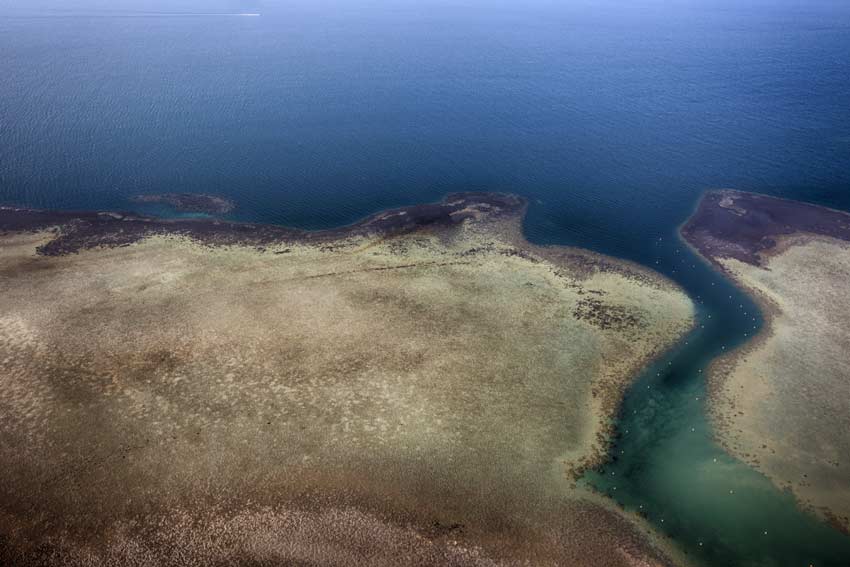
left=586, top=241, right=850, bottom=567
left=2, top=1, right=850, bottom=564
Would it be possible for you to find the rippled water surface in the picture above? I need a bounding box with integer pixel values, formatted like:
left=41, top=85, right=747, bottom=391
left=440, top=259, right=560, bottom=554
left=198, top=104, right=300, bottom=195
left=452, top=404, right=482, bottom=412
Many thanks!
left=2, top=1, right=850, bottom=565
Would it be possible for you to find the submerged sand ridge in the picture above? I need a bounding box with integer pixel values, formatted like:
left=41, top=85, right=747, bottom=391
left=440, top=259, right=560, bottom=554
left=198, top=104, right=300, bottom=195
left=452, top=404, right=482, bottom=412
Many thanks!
left=0, top=194, right=694, bottom=566
left=682, top=190, right=850, bottom=535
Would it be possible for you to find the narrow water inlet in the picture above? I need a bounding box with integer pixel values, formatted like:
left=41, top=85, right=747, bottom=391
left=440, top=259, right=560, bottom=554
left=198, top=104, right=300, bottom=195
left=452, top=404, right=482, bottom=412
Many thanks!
left=584, top=232, right=850, bottom=567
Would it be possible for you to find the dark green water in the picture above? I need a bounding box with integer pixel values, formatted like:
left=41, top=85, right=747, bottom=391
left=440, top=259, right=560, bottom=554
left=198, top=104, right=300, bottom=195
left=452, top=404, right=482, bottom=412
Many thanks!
left=2, top=1, right=850, bottom=564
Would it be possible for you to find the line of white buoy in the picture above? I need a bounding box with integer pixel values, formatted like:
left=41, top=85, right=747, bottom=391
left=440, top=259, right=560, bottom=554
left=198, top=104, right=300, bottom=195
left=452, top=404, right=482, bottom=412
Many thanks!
left=611, top=234, right=777, bottom=557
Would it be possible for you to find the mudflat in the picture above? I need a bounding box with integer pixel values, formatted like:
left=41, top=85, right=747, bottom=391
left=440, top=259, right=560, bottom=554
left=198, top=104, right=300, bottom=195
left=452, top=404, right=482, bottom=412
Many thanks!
left=0, top=194, right=694, bottom=566
left=682, top=189, right=850, bottom=534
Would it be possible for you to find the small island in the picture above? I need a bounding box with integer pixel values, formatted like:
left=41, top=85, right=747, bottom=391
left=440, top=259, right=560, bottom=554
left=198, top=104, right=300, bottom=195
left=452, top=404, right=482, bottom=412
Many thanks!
left=0, top=194, right=694, bottom=566
left=682, top=189, right=850, bottom=534
left=129, top=192, right=236, bottom=215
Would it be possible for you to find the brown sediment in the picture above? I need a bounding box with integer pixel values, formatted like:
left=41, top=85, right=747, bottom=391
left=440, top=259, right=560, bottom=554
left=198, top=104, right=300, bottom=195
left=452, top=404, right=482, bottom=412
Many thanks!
left=129, top=193, right=237, bottom=215
left=681, top=189, right=850, bottom=536
left=0, top=193, right=693, bottom=566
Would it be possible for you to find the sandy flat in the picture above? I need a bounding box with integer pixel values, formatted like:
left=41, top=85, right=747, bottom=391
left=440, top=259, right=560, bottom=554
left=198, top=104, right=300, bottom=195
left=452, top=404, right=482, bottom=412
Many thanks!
left=711, top=236, right=850, bottom=533
left=0, top=195, right=693, bottom=566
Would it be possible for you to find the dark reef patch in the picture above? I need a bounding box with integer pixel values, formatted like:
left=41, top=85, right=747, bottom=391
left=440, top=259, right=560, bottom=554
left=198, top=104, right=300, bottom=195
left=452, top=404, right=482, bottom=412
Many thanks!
left=129, top=193, right=236, bottom=215
left=0, top=192, right=526, bottom=257
left=573, top=298, right=647, bottom=331
left=681, top=189, right=850, bottom=266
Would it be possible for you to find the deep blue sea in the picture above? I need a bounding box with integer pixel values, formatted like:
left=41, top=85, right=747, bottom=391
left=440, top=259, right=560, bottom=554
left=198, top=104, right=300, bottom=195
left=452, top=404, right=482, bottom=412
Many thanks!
left=2, top=1, right=850, bottom=565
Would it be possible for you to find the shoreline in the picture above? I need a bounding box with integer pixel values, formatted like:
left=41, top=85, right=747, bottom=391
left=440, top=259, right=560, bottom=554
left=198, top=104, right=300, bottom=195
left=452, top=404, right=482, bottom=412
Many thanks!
left=0, top=192, right=526, bottom=256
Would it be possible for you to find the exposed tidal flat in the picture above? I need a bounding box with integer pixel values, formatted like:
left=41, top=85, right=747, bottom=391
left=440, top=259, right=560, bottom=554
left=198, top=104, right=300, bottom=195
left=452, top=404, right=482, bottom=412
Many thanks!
left=0, top=194, right=694, bottom=566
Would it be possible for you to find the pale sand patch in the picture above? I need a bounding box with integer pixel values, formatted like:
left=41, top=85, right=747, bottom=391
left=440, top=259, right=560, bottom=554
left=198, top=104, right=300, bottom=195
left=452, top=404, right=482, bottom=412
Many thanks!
left=0, top=208, right=693, bottom=565
left=711, top=236, right=850, bottom=533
